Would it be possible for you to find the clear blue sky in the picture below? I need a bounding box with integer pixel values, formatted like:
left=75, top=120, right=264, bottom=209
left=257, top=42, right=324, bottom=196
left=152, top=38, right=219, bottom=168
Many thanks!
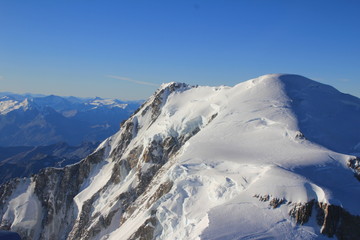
left=1, top=0, right=359, bottom=100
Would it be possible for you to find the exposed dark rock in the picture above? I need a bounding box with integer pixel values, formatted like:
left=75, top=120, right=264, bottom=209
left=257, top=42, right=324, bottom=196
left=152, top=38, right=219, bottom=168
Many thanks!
left=109, top=159, right=131, bottom=184
left=316, top=203, right=360, bottom=239
left=146, top=181, right=173, bottom=208
left=178, top=126, right=201, bottom=144
left=254, top=194, right=270, bottom=202
left=289, top=200, right=315, bottom=224
left=288, top=200, right=360, bottom=239
left=269, top=198, right=286, bottom=208
left=163, top=136, right=179, bottom=156
left=110, top=120, right=136, bottom=158
left=254, top=194, right=286, bottom=208
left=0, top=178, right=21, bottom=214
left=147, top=83, right=189, bottom=126
left=142, top=140, right=164, bottom=165
left=335, top=209, right=360, bottom=240
left=137, top=165, right=162, bottom=196
left=317, top=203, right=341, bottom=237
left=127, top=146, right=144, bottom=169
left=68, top=165, right=137, bottom=240
left=259, top=194, right=270, bottom=202
left=295, top=131, right=306, bottom=140
left=347, top=156, right=360, bottom=181
left=208, top=113, right=218, bottom=124
left=116, top=189, right=138, bottom=210
left=68, top=197, right=95, bottom=240
left=128, top=215, right=158, bottom=240
left=254, top=194, right=360, bottom=238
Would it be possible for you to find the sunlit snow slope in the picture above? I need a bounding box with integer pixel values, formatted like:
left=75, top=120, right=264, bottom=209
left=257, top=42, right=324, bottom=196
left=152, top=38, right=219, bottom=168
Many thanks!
left=1, top=74, right=359, bottom=240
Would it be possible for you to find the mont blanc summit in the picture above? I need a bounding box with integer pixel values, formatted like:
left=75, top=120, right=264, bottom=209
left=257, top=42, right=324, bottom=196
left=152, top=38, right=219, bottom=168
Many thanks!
left=1, top=74, right=360, bottom=240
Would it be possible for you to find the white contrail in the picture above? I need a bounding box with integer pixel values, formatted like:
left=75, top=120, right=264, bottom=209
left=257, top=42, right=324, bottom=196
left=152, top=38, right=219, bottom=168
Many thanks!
left=107, top=75, right=159, bottom=87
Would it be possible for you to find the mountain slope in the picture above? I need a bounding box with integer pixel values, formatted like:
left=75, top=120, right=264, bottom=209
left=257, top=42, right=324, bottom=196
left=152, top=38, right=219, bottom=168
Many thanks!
left=0, top=94, right=141, bottom=146
left=0, top=74, right=359, bottom=240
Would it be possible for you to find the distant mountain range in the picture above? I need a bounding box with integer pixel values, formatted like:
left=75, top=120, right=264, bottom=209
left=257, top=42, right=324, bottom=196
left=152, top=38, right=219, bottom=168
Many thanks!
left=0, top=92, right=142, bottom=146
left=0, top=142, right=98, bottom=184
left=0, top=92, right=141, bottom=185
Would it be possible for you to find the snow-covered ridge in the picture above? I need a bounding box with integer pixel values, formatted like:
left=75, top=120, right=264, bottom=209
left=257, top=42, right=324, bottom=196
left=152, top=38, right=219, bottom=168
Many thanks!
left=1, top=74, right=360, bottom=240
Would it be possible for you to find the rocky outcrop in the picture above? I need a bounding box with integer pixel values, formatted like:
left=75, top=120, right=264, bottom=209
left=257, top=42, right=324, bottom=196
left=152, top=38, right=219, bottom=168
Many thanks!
left=254, top=194, right=360, bottom=239
left=316, top=203, right=360, bottom=239
left=288, top=200, right=315, bottom=224
left=140, top=82, right=190, bottom=127
left=128, top=215, right=158, bottom=240
left=0, top=179, right=21, bottom=216
left=295, top=131, right=306, bottom=140
left=253, top=194, right=287, bottom=208
left=125, top=181, right=173, bottom=240
left=0, top=178, right=23, bottom=230
left=289, top=200, right=360, bottom=239
left=347, top=156, right=360, bottom=181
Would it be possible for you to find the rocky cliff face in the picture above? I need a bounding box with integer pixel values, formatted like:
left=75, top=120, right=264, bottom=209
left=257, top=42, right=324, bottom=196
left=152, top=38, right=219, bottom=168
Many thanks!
left=0, top=75, right=360, bottom=240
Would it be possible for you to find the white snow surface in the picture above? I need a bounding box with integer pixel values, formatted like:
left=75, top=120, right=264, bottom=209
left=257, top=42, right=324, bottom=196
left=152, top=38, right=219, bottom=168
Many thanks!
left=0, top=98, right=30, bottom=114
left=2, top=74, right=360, bottom=240
left=2, top=179, right=42, bottom=239
left=102, top=74, right=360, bottom=239
left=87, top=98, right=128, bottom=109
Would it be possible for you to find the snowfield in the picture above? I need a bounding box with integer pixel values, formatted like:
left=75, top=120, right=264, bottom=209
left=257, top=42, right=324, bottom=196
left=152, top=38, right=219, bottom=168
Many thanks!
left=105, top=74, right=360, bottom=239
left=1, top=74, right=359, bottom=240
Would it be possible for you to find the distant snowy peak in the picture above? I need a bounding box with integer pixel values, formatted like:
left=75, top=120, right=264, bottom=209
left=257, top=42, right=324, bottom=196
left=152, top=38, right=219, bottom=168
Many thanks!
left=0, top=98, right=31, bottom=115
left=86, top=98, right=128, bottom=110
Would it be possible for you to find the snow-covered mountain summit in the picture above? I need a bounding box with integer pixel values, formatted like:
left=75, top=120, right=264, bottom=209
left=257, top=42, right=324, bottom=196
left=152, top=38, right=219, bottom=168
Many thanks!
left=0, top=74, right=359, bottom=240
